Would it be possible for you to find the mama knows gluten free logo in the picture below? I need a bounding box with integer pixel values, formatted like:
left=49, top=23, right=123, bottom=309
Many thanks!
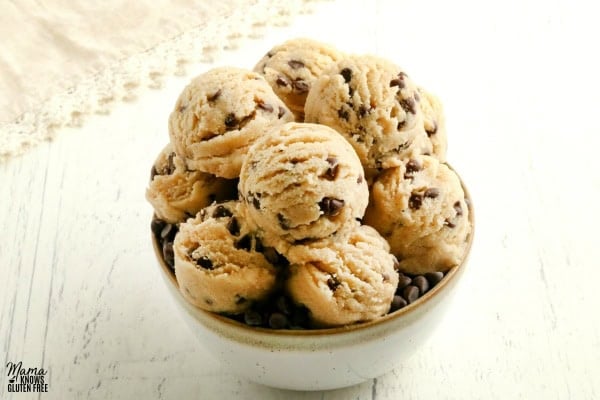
left=5, top=361, right=48, bottom=393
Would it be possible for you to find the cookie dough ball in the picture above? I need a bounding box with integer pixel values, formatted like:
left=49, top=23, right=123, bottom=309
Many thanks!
left=285, top=223, right=399, bottom=327
left=305, top=55, right=432, bottom=169
left=253, top=38, right=344, bottom=120
left=239, top=122, right=368, bottom=245
left=418, top=86, right=447, bottom=161
left=173, top=201, right=279, bottom=313
left=145, top=144, right=238, bottom=223
left=168, top=67, right=294, bottom=178
left=364, top=156, right=471, bottom=274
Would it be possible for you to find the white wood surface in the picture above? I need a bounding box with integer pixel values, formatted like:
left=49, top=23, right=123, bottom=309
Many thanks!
left=2, top=1, right=599, bottom=398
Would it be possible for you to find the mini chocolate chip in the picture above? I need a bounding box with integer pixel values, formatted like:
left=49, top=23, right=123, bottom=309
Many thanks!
left=405, top=159, right=422, bottom=175
left=424, top=272, right=444, bottom=286
left=257, top=101, right=274, bottom=112
left=399, top=97, right=416, bottom=114
left=224, top=113, right=237, bottom=128
left=424, top=188, right=440, bottom=199
left=357, top=175, right=364, bottom=184
left=323, top=157, right=339, bottom=180
left=150, top=166, right=158, bottom=180
left=390, top=295, right=408, bottom=312
left=178, top=104, right=187, bottom=112
left=278, top=106, right=286, bottom=118
left=235, top=234, right=252, bottom=251
left=409, top=193, right=423, bottom=210
left=207, top=89, right=222, bottom=102
left=292, top=79, right=309, bottom=93
left=444, top=219, right=456, bottom=228
left=213, top=205, right=233, bottom=218
left=327, top=275, right=341, bottom=291
left=268, top=312, right=288, bottom=329
left=162, top=242, right=174, bottom=268
left=397, top=274, right=412, bottom=290
left=413, top=276, right=430, bottom=294
left=319, top=197, right=345, bottom=217
left=341, top=68, right=352, bottom=83
left=277, top=213, right=290, bottom=230
left=227, top=217, right=240, bottom=236
left=276, top=296, right=292, bottom=315
left=254, top=236, right=264, bottom=253
left=358, top=105, right=368, bottom=117
left=454, top=201, right=463, bottom=216
left=204, top=298, right=213, bottom=305
left=196, top=256, right=213, bottom=270
left=276, top=75, right=290, bottom=87
left=397, top=120, right=406, bottom=130
left=389, top=78, right=404, bottom=88
left=427, top=121, right=438, bottom=137
left=403, top=285, right=420, bottom=304
left=151, top=218, right=166, bottom=238
left=234, top=295, right=247, bottom=305
left=244, top=310, right=263, bottom=326
left=348, top=86, right=355, bottom=97
left=288, top=59, right=305, bottom=69
left=337, top=108, right=350, bottom=121
left=166, top=153, right=176, bottom=174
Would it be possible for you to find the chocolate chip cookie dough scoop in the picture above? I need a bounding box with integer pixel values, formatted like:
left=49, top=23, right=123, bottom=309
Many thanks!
left=253, top=38, right=344, bottom=121
left=173, top=201, right=279, bottom=314
left=285, top=223, right=399, bottom=327
left=168, top=67, right=294, bottom=179
left=304, top=55, right=442, bottom=169
left=145, top=144, right=238, bottom=223
left=364, top=155, right=471, bottom=274
left=239, top=122, right=369, bottom=246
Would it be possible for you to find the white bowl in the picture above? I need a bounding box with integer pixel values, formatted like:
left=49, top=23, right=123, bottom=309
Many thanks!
left=152, top=188, right=474, bottom=391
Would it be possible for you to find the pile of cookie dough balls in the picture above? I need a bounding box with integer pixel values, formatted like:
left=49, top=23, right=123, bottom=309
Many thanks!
left=146, top=38, right=472, bottom=329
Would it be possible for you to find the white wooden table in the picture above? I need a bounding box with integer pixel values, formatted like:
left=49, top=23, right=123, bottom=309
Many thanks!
left=2, top=1, right=599, bottom=398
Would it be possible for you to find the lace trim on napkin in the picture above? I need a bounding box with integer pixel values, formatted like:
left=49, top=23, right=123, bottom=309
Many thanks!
left=0, top=0, right=325, bottom=161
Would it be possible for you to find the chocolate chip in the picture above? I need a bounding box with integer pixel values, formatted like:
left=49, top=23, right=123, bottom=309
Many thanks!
left=234, top=295, right=247, bottom=305
left=357, top=175, right=364, bottom=184
left=151, top=218, right=166, bottom=238
left=319, top=197, right=345, bottom=217
left=277, top=213, right=290, bottom=230
left=454, top=201, right=463, bottom=216
left=405, top=159, right=422, bottom=176
left=276, top=296, right=292, bottom=315
left=397, top=120, right=406, bottom=130
left=268, top=312, right=288, bottom=329
left=235, top=234, right=252, bottom=251
left=341, top=68, right=352, bottom=83
left=426, top=121, right=438, bottom=137
left=276, top=75, right=290, bottom=87
left=278, top=106, right=286, bottom=118
left=348, top=86, right=355, bottom=97
left=424, top=272, right=444, bottom=286
left=337, top=108, right=350, bottom=121
left=257, top=101, right=274, bottom=113
left=424, top=188, right=440, bottom=199
left=412, top=276, right=430, bottom=294
left=399, top=97, right=416, bottom=114
left=327, top=275, right=341, bottom=291
left=390, top=295, right=408, bottom=312
left=323, top=157, right=339, bottom=180
left=244, top=310, right=263, bottom=326
left=389, top=78, right=404, bottom=88
left=254, top=236, right=264, bottom=253
left=409, top=193, right=423, bottom=210
left=212, top=205, right=233, bottom=218
left=150, top=166, right=158, bottom=180
left=207, top=89, right=222, bottom=102
left=162, top=242, right=174, bottom=268
left=196, top=256, right=213, bottom=270
left=358, top=105, right=368, bottom=117
left=288, top=59, right=305, bottom=69
left=444, top=219, right=456, bottom=228
left=403, top=285, right=420, bottom=304
left=237, top=111, right=256, bottom=130
left=397, top=274, right=412, bottom=290
left=227, top=217, right=240, bottom=236
left=204, top=298, right=213, bottom=305
left=292, top=79, right=309, bottom=93
left=178, top=104, right=187, bottom=112
left=224, top=113, right=237, bottom=128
